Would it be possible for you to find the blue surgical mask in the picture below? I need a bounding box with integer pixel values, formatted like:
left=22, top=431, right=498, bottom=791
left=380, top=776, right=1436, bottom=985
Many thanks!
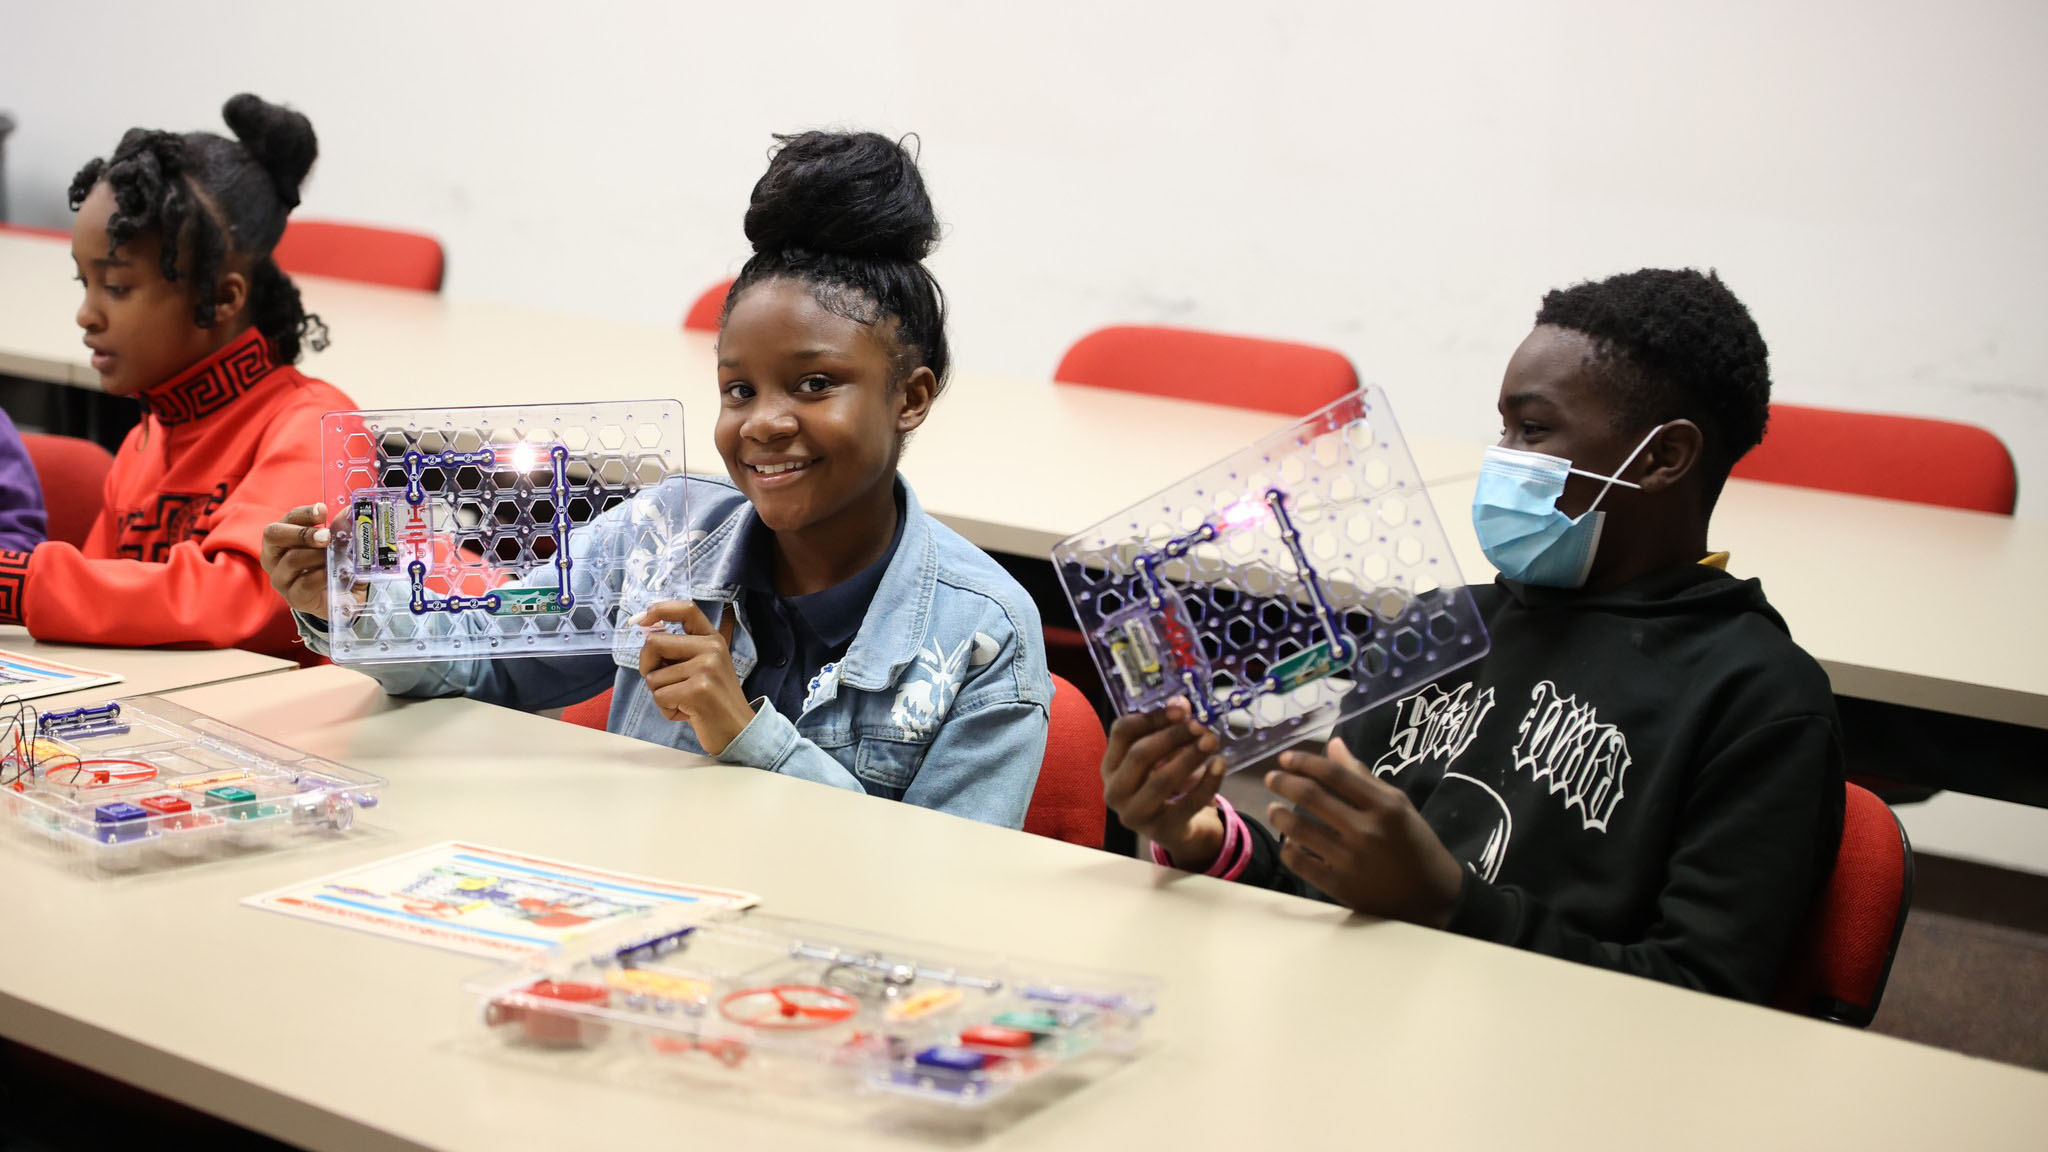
left=1470, top=427, right=1662, bottom=588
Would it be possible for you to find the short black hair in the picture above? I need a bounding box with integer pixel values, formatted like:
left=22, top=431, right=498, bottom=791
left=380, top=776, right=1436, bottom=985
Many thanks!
left=68, top=93, right=327, bottom=363
left=724, top=131, right=948, bottom=393
left=1536, top=268, right=1770, bottom=506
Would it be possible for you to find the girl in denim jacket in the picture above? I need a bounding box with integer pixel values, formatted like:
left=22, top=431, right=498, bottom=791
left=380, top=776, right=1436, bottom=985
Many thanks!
left=264, top=132, right=1052, bottom=828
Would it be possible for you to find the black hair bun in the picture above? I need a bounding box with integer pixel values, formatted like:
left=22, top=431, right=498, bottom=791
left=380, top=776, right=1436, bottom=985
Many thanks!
left=744, top=131, right=938, bottom=263
left=221, top=93, right=317, bottom=210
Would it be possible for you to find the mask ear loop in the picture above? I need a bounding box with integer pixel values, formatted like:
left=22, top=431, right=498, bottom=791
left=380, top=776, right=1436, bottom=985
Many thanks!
left=1571, top=425, right=1665, bottom=515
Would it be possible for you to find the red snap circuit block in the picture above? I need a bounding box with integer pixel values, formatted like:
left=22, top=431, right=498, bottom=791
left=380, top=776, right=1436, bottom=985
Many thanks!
left=959, top=1025, right=1038, bottom=1049
left=138, top=795, right=192, bottom=815
left=528, top=980, right=611, bottom=1005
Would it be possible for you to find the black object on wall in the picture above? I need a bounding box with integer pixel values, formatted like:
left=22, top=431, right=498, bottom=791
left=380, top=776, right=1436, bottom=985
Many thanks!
left=0, top=111, right=14, bottom=222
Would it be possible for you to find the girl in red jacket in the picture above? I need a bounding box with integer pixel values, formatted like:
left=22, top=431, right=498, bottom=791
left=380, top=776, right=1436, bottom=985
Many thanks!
left=0, top=94, right=353, bottom=659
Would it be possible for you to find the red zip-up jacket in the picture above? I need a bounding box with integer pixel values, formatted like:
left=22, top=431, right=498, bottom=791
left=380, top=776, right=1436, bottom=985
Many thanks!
left=0, top=328, right=353, bottom=658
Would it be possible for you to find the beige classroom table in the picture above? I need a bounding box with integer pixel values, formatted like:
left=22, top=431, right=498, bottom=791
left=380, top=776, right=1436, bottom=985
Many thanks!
left=1427, top=474, right=2048, bottom=729
left=0, top=664, right=2043, bottom=1151
left=0, top=624, right=293, bottom=706
left=0, top=229, right=1484, bottom=558
left=0, top=232, right=97, bottom=385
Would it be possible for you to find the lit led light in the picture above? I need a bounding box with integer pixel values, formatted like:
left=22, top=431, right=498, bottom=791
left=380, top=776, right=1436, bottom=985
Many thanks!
left=1218, top=495, right=1269, bottom=532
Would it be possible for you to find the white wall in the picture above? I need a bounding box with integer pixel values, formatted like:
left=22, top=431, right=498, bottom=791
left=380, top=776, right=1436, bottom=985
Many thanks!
left=5, top=1, right=2045, bottom=516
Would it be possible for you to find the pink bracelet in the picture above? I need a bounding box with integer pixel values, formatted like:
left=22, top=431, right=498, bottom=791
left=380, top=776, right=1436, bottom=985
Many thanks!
left=1214, top=797, right=1254, bottom=881
left=1150, top=795, right=1252, bottom=880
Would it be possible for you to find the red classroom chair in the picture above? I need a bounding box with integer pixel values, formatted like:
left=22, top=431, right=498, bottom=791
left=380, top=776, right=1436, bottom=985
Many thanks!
left=1732, top=403, right=2016, bottom=514
left=1054, top=324, right=1359, bottom=417
left=272, top=219, right=446, bottom=293
left=0, top=222, right=70, bottom=240
left=1775, top=782, right=1913, bottom=1026
left=21, top=433, right=114, bottom=548
left=1024, top=675, right=1108, bottom=849
left=683, top=278, right=735, bottom=333
left=562, top=686, right=613, bottom=731
left=1735, top=403, right=2017, bottom=802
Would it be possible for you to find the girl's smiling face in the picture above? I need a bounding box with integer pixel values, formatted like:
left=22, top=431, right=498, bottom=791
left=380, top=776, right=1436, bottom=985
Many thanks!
left=71, top=181, right=244, bottom=397
left=714, top=278, right=935, bottom=544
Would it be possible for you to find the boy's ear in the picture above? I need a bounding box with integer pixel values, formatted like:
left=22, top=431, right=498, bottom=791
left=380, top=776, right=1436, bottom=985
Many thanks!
left=1637, top=419, right=1703, bottom=493
left=895, top=366, right=938, bottom=435
left=212, top=270, right=250, bottom=326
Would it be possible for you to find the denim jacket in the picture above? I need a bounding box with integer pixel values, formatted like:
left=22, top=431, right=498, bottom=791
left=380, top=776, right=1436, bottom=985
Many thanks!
left=298, top=476, right=1051, bottom=828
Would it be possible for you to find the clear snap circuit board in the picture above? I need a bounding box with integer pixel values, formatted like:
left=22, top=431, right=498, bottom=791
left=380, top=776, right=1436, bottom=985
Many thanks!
left=1053, top=386, right=1489, bottom=769
left=319, top=401, right=691, bottom=664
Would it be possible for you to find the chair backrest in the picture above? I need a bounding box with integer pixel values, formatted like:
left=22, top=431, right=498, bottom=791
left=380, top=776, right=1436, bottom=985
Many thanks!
left=1023, top=675, right=1108, bottom=849
left=1732, top=403, right=2016, bottom=515
left=272, top=219, right=446, bottom=293
left=1776, top=781, right=1913, bottom=1026
left=561, top=685, right=614, bottom=731
left=683, top=278, right=735, bottom=333
left=22, top=433, right=115, bottom=548
left=1054, top=324, right=1358, bottom=417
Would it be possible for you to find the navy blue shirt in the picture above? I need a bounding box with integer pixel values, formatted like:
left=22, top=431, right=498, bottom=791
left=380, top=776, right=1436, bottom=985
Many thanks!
left=738, top=499, right=905, bottom=720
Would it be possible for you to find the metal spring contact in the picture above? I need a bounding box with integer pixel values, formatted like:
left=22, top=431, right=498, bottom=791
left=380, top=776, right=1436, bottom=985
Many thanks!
left=789, top=942, right=1004, bottom=993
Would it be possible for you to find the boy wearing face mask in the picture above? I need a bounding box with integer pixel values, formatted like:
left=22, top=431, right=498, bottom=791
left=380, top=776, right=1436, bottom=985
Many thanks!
left=1103, top=268, right=1844, bottom=1004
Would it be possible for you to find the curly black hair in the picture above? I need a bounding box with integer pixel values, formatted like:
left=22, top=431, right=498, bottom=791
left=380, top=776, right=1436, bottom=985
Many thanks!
left=67, top=93, right=327, bottom=363
left=1536, top=267, right=1770, bottom=507
left=723, top=131, right=948, bottom=393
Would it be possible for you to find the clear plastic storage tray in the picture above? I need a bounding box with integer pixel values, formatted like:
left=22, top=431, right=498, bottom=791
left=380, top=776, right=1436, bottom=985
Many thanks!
left=319, top=400, right=692, bottom=664
left=1054, top=386, right=1490, bottom=770
left=2, top=697, right=385, bottom=874
left=469, top=909, right=1156, bottom=1109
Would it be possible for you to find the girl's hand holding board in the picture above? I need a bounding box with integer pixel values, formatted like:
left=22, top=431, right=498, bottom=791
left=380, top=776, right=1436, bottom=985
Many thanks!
left=262, top=503, right=340, bottom=618
left=636, top=600, right=752, bottom=755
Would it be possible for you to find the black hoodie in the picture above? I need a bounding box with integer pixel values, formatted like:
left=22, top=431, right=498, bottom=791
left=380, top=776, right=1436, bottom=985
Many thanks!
left=1239, top=563, right=1845, bottom=1003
